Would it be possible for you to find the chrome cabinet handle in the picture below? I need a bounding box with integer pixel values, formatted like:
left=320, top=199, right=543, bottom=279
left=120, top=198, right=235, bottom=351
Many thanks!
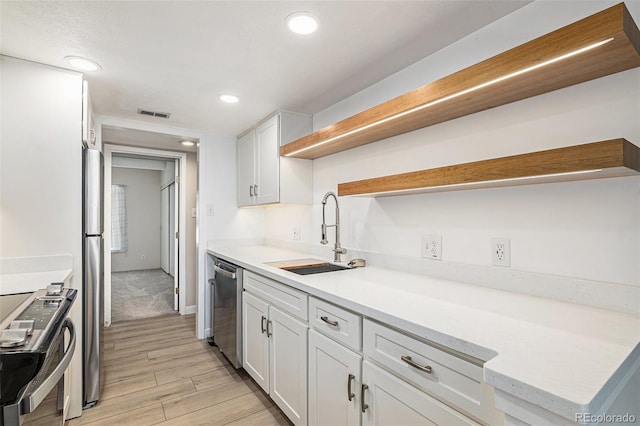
left=249, top=185, right=254, bottom=197
left=320, top=316, right=339, bottom=327
left=253, top=184, right=258, bottom=196
left=360, top=384, right=369, bottom=413
left=347, top=374, right=355, bottom=401
left=261, top=316, right=267, bottom=334
left=266, top=319, right=272, bottom=337
left=401, top=355, right=432, bottom=374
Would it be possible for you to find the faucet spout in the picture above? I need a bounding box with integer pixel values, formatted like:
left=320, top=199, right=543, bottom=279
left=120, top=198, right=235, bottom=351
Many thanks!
left=320, top=191, right=346, bottom=263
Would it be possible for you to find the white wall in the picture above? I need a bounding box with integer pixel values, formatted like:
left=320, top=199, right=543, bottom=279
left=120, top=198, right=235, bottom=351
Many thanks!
left=264, top=1, right=640, bottom=289
left=111, top=167, right=162, bottom=272
left=0, top=56, right=85, bottom=417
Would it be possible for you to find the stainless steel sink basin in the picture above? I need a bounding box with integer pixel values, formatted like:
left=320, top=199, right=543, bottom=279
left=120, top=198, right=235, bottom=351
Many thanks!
left=282, top=263, right=351, bottom=275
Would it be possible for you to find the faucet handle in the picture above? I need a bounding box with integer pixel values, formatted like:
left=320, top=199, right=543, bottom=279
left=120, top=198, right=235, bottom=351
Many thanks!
left=334, top=247, right=347, bottom=255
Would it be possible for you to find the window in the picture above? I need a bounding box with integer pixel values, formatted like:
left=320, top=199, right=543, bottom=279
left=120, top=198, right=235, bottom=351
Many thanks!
left=111, top=184, right=128, bottom=253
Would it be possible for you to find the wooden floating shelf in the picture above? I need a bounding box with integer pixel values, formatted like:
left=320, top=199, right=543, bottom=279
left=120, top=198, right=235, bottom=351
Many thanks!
left=337, top=139, right=640, bottom=197
left=281, top=3, right=640, bottom=160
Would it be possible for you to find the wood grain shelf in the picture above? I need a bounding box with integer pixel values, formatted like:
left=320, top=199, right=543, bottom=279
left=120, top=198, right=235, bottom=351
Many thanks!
left=337, top=139, right=640, bottom=197
left=281, top=3, right=640, bottom=160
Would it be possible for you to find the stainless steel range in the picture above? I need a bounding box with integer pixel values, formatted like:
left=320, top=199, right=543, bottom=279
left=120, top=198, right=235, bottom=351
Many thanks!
left=0, top=285, right=77, bottom=426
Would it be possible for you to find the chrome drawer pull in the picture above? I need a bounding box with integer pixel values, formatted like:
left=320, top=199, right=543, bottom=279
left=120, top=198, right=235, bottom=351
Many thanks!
left=361, top=384, right=369, bottom=413
left=347, top=374, right=355, bottom=401
left=249, top=185, right=254, bottom=197
left=266, top=319, right=273, bottom=337
left=320, top=316, right=339, bottom=327
left=401, top=355, right=432, bottom=374
left=261, top=316, right=267, bottom=334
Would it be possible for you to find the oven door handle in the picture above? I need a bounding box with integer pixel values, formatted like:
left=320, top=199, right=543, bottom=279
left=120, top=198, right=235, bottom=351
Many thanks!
left=21, top=318, right=76, bottom=414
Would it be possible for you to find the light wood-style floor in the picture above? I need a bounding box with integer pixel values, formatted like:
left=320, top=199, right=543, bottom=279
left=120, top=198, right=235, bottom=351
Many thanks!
left=67, top=314, right=290, bottom=426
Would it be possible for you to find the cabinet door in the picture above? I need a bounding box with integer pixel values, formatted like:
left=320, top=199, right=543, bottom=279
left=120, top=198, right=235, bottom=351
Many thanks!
left=269, top=305, right=308, bottom=426
left=237, top=130, right=256, bottom=207
left=309, top=329, right=362, bottom=426
left=362, top=361, right=479, bottom=426
left=242, top=292, right=269, bottom=392
left=254, top=115, right=279, bottom=205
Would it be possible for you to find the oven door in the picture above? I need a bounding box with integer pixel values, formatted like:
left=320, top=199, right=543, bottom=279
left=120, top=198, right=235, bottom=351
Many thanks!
left=2, top=319, right=75, bottom=426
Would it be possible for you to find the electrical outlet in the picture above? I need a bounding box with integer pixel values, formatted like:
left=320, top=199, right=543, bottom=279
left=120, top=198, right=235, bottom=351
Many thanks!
left=421, top=234, right=442, bottom=260
left=492, top=238, right=510, bottom=267
left=141, top=254, right=146, bottom=260
left=207, top=205, right=215, bottom=216
left=292, top=227, right=301, bottom=240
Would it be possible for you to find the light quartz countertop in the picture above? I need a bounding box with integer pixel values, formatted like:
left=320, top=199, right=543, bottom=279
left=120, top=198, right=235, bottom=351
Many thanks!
left=208, top=245, right=640, bottom=421
left=0, top=269, right=73, bottom=295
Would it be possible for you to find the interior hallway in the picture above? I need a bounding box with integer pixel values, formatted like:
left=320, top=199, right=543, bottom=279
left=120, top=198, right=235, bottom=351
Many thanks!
left=67, top=314, right=290, bottom=425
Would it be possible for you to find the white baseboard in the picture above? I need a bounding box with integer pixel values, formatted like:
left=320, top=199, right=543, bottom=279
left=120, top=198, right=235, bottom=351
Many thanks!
left=185, top=305, right=197, bottom=315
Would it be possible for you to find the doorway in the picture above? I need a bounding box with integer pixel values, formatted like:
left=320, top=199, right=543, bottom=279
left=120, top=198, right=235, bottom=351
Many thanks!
left=109, top=153, right=179, bottom=321
left=98, top=117, right=202, bottom=328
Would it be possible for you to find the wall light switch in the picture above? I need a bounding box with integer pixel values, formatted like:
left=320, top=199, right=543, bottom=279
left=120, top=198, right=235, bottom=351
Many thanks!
left=191, top=208, right=197, bottom=218
left=207, top=205, right=215, bottom=216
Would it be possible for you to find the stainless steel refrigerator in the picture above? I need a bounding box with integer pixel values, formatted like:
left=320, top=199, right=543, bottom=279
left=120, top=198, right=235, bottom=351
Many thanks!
left=82, top=148, right=104, bottom=408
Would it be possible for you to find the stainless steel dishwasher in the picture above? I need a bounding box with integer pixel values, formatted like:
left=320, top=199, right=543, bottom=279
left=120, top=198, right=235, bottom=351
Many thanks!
left=211, top=258, right=243, bottom=369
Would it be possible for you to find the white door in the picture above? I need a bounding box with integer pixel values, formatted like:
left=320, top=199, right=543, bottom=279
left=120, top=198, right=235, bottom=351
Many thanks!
left=242, top=292, right=270, bottom=392
left=160, top=186, right=169, bottom=274
left=362, top=361, right=478, bottom=426
left=237, top=130, right=256, bottom=207
left=255, top=115, right=279, bottom=205
left=269, top=305, right=308, bottom=426
left=308, top=329, right=362, bottom=426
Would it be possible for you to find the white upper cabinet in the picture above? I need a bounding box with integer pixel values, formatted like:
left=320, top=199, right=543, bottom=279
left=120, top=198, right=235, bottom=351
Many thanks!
left=237, top=111, right=312, bottom=207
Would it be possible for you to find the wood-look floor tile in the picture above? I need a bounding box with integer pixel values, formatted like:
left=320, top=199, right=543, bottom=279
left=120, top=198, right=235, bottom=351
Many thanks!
left=105, top=351, right=216, bottom=382
left=157, top=390, right=274, bottom=426
left=104, top=351, right=148, bottom=367
left=224, top=405, right=292, bottom=426
left=72, top=378, right=195, bottom=425
left=105, top=319, right=194, bottom=340
left=191, top=363, right=248, bottom=391
left=69, top=402, right=166, bottom=426
left=101, top=372, right=157, bottom=400
left=112, top=329, right=192, bottom=351
left=146, top=339, right=213, bottom=361
left=161, top=377, right=257, bottom=420
left=155, top=358, right=224, bottom=386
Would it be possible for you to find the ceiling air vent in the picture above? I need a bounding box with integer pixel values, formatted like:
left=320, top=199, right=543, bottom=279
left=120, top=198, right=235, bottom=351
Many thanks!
left=137, top=108, right=171, bottom=119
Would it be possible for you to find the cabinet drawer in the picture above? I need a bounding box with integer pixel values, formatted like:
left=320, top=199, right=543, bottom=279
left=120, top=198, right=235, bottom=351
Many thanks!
left=244, top=271, right=308, bottom=321
left=309, top=297, right=362, bottom=351
left=363, top=319, right=502, bottom=425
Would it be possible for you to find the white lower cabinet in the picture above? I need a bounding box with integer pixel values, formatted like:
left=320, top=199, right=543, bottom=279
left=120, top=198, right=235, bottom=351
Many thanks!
left=361, top=361, right=480, bottom=426
left=242, top=291, right=308, bottom=425
left=308, top=329, right=362, bottom=426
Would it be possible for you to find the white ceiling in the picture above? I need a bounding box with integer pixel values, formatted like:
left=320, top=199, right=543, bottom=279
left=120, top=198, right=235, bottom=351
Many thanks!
left=1, top=1, right=530, bottom=146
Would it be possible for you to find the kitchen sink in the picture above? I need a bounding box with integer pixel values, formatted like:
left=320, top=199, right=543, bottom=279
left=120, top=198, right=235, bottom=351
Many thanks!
left=281, top=263, right=351, bottom=275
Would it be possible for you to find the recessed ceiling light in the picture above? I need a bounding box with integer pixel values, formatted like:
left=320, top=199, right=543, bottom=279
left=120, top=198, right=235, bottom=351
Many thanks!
left=180, top=140, right=195, bottom=147
left=64, top=56, right=101, bottom=71
left=218, top=94, right=239, bottom=104
left=286, top=12, right=320, bottom=35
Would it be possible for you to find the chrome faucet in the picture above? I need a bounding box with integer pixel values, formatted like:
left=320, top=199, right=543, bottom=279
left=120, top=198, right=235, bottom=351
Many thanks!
left=321, top=191, right=347, bottom=263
